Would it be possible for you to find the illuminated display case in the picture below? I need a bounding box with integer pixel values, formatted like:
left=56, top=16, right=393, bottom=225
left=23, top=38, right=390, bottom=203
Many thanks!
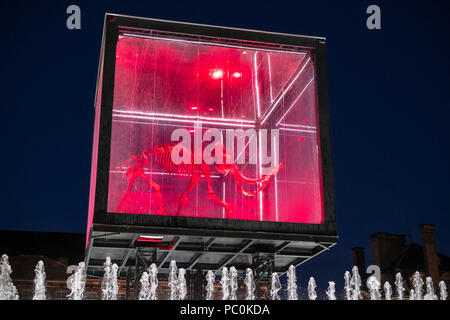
left=85, top=14, right=336, bottom=277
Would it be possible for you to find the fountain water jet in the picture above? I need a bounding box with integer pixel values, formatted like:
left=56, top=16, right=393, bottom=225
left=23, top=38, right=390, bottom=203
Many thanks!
left=101, top=257, right=119, bottom=300
left=0, top=254, right=19, bottom=300
left=139, top=272, right=151, bottom=300
left=287, top=265, right=298, bottom=300
left=110, top=264, right=119, bottom=299
left=412, top=271, right=424, bottom=300
left=439, top=280, right=447, bottom=300
left=220, top=267, right=230, bottom=300
left=205, top=270, right=215, bottom=300
left=230, top=267, right=238, bottom=300
left=6, top=254, right=446, bottom=301
left=308, top=277, right=317, bottom=300
left=367, top=275, right=381, bottom=300
left=344, top=271, right=352, bottom=300
left=326, top=281, right=336, bottom=300
left=148, top=263, right=158, bottom=300
left=395, top=272, right=405, bottom=300
left=168, top=260, right=178, bottom=300
left=409, top=289, right=415, bottom=300
left=177, top=268, right=187, bottom=300
left=383, top=281, right=392, bottom=300
left=270, top=273, right=281, bottom=300
left=244, top=268, right=255, bottom=300
left=67, top=262, right=86, bottom=300
left=424, top=277, right=437, bottom=300
left=33, top=260, right=46, bottom=300
left=350, top=266, right=362, bottom=300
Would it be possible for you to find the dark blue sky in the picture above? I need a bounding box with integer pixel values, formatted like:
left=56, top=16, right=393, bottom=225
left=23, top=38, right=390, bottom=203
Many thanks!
left=1, top=0, right=449, bottom=293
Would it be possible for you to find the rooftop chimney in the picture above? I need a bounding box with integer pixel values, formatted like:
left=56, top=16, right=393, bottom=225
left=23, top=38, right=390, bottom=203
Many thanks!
left=370, top=232, right=405, bottom=271
left=420, top=224, right=440, bottom=287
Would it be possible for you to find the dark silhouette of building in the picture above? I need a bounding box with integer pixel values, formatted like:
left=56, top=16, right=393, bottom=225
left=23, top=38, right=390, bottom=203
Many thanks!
left=0, top=230, right=89, bottom=299
left=0, top=230, right=85, bottom=265
left=352, top=224, right=450, bottom=290
left=0, top=230, right=268, bottom=299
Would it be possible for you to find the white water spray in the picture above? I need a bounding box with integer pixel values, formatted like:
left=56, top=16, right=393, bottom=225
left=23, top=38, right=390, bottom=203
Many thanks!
left=139, top=272, right=150, bottom=300
left=168, top=260, right=178, bottom=300
left=326, top=281, right=336, bottom=300
left=0, top=254, right=19, bottom=300
left=344, top=271, right=352, bottom=300
left=350, top=266, right=362, bottom=300
left=439, top=280, right=447, bottom=300
left=384, top=281, right=392, bottom=300
left=424, top=277, right=437, bottom=300
left=395, top=272, right=405, bottom=300
left=205, top=270, right=215, bottom=300
left=148, top=263, right=158, bottom=300
left=412, top=271, right=424, bottom=300
left=33, top=260, right=46, bottom=300
left=220, top=267, right=231, bottom=300
left=308, top=277, right=317, bottom=300
left=101, top=257, right=119, bottom=300
left=287, top=265, right=298, bottom=300
left=230, top=266, right=238, bottom=300
left=367, top=275, right=381, bottom=300
left=177, top=268, right=187, bottom=300
left=244, top=268, right=255, bottom=300
left=67, top=262, right=86, bottom=300
left=270, top=273, right=281, bottom=300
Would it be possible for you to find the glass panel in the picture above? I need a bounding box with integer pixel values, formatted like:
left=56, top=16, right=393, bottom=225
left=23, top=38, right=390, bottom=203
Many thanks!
left=107, top=31, right=324, bottom=224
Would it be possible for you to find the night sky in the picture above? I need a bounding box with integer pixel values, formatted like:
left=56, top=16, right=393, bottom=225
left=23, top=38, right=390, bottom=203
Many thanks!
left=1, top=0, right=449, bottom=295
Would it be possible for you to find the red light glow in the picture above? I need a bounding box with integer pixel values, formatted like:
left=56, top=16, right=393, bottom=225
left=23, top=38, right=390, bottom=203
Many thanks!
left=160, top=244, right=175, bottom=250
left=210, top=69, right=224, bottom=79
left=107, top=34, right=324, bottom=225
left=137, top=236, right=163, bottom=242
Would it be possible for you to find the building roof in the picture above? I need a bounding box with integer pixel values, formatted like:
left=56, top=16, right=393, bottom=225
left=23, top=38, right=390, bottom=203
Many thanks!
left=382, top=242, right=450, bottom=275
left=0, top=230, right=85, bottom=265
left=9, top=255, right=70, bottom=281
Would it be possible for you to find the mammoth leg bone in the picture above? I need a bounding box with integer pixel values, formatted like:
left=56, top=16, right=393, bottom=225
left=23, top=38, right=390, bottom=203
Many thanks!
left=115, top=164, right=142, bottom=212
left=201, top=165, right=233, bottom=218
left=142, top=174, right=165, bottom=215
left=177, top=172, right=199, bottom=215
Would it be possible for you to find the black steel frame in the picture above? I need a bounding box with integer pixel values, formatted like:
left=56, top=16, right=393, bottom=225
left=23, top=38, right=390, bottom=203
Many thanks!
left=85, top=16, right=337, bottom=298
left=86, top=233, right=336, bottom=277
left=89, top=13, right=336, bottom=242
